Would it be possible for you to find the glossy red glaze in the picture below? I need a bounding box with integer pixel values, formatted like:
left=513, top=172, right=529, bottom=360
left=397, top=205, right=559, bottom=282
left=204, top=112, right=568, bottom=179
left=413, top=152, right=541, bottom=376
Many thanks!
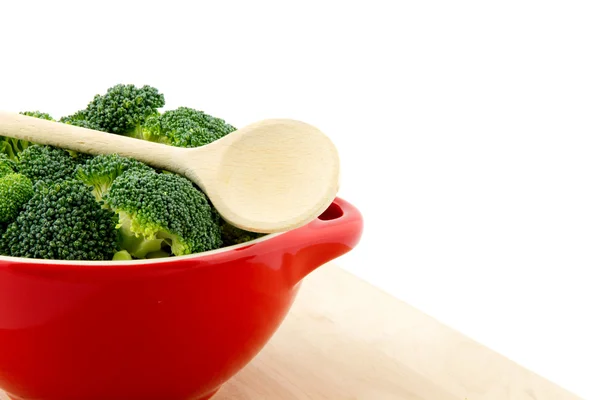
left=0, top=197, right=363, bottom=400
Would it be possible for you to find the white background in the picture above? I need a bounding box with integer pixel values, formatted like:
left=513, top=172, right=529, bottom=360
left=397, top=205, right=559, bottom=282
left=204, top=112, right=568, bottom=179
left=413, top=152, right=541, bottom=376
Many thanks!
left=1, top=1, right=598, bottom=398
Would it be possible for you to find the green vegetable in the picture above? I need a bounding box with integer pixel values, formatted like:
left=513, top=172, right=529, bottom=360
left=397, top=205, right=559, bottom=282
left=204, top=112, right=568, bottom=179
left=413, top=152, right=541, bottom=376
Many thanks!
left=76, top=153, right=153, bottom=201
left=105, top=169, right=222, bottom=258
left=143, top=106, right=237, bottom=147
left=17, top=144, right=78, bottom=184
left=145, top=250, right=171, bottom=259
left=0, top=83, right=264, bottom=261
left=63, top=84, right=165, bottom=138
left=59, top=110, right=99, bottom=130
left=0, top=173, right=34, bottom=224
left=70, top=151, right=95, bottom=165
left=0, top=180, right=119, bottom=260
left=112, top=249, right=133, bottom=261
left=20, top=111, right=55, bottom=121
left=0, top=154, right=17, bottom=178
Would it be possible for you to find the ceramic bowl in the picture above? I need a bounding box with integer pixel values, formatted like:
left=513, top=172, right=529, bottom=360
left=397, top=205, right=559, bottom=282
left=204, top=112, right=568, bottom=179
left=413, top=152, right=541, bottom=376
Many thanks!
left=0, top=197, right=363, bottom=400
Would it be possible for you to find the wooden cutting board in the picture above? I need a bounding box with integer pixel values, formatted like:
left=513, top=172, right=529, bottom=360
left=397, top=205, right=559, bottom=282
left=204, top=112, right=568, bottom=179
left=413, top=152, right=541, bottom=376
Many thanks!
left=0, top=264, right=581, bottom=400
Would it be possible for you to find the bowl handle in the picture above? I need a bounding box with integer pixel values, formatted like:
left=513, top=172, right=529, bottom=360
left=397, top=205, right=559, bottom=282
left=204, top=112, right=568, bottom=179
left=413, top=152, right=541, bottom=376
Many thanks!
left=280, top=197, right=364, bottom=286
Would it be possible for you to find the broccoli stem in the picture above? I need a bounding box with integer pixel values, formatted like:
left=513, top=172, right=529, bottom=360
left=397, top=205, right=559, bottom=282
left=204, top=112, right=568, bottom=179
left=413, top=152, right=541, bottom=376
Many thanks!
left=145, top=250, right=171, bottom=259
left=118, top=225, right=165, bottom=259
left=112, top=250, right=133, bottom=260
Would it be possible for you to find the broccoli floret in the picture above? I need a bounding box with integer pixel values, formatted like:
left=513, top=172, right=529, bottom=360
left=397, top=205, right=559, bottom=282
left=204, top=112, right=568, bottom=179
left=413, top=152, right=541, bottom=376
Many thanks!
left=143, top=107, right=236, bottom=148
left=17, top=144, right=78, bottom=184
left=68, top=84, right=165, bottom=138
left=105, top=169, right=222, bottom=258
left=0, top=173, right=34, bottom=224
left=0, top=84, right=265, bottom=259
left=70, top=151, right=95, bottom=165
left=76, top=153, right=154, bottom=201
left=0, top=154, right=17, bottom=178
left=20, top=111, right=55, bottom=121
left=0, top=180, right=119, bottom=260
left=59, top=110, right=100, bottom=130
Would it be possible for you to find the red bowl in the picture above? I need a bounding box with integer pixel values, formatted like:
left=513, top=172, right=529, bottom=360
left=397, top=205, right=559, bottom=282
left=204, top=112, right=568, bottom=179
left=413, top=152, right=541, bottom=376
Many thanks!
left=0, top=197, right=363, bottom=400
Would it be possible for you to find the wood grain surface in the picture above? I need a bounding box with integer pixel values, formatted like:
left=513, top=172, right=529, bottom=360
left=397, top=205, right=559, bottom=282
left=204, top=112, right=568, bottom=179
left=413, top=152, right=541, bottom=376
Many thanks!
left=215, top=264, right=580, bottom=400
left=0, top=264, right=581, bottom=400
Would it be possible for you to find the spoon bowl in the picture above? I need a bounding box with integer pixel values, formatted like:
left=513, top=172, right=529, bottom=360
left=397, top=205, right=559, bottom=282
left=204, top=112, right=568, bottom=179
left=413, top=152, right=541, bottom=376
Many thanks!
left=196, top=119, right=340, bottom=233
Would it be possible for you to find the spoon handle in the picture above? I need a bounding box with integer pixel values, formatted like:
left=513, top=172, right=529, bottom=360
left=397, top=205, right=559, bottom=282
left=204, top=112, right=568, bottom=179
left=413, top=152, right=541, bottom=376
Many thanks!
left=0, top=111, right=182, bottom=170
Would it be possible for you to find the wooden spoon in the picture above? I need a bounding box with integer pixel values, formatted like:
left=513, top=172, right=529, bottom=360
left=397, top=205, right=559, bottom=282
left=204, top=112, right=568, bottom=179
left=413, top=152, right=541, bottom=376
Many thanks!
left=0, top=111, right=340, bottom=233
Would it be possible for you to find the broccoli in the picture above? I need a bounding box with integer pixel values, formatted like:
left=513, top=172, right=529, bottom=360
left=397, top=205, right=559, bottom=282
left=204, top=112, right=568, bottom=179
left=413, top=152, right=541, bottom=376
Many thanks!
left=0, top=180, right=119, bottom=260
left=0, top=83, right=265, bottom=261
left=143, top=106, right=237, bottom=148
left=63, top=84, right=165, bottom=139
left=70, top=151, right=95, bottom=165
left=59, top=110, right=100, bottom=130
left=0, top=173, right=34, bottom=225
left=58, top=110, right=97, bottom=129
left=0, top=140, right=19, bottom=161
left=0, top=155, right=34, bottom=226
left=76, top=153, right=154, bottom=201
left=20, top=111, right=55, bottom=121
left=0, top=154, right=17, bottom=177
left=105, top=168, right=222, bottom=258
left=17, top=144, right=78, bottom=184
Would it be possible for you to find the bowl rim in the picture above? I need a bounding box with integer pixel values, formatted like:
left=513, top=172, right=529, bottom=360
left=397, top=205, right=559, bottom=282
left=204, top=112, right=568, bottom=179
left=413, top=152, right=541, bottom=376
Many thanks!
left=0, top=231, right=283, bottom=267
